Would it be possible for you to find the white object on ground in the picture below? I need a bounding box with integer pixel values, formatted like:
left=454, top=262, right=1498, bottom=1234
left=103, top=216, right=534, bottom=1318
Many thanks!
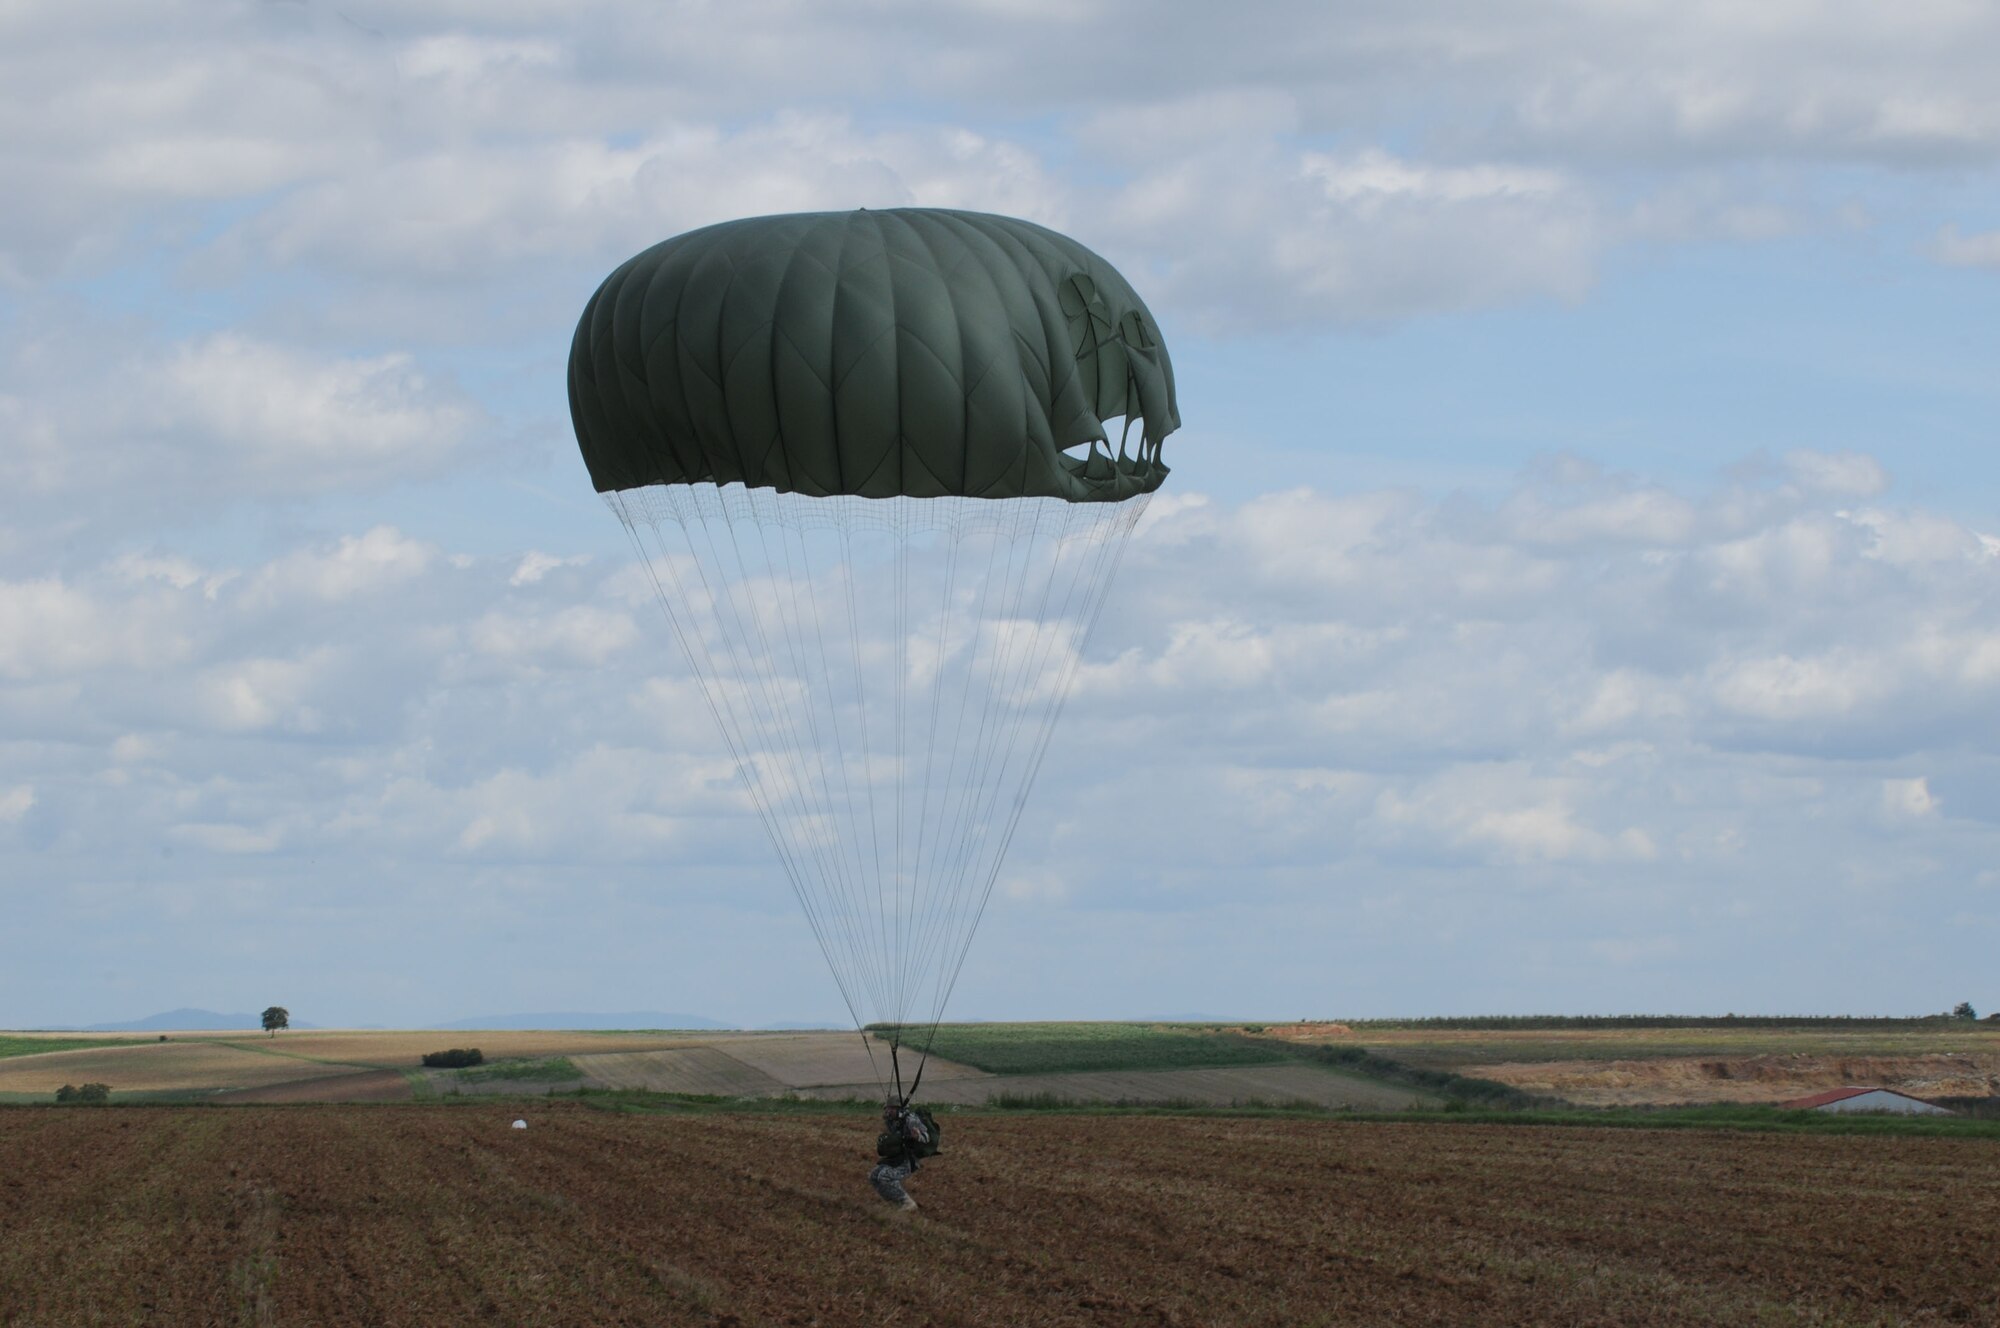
left=511, top=1119, right=528, bottom=1130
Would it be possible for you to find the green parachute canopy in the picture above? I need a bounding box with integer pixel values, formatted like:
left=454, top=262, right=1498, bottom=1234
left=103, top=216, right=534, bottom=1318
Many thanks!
left=568, top=209, right=1179, bottom=1098
left=568, top=208, right=1178, bottom=503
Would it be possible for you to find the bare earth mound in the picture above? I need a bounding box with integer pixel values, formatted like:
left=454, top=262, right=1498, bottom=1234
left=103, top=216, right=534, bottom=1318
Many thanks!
left=1472, top=1052, right=2000, bottom=1106
left=1, top=1106, right=1993, bottom=1325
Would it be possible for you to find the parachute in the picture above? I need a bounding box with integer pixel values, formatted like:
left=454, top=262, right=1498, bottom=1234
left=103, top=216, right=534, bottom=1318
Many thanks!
left=569, top=208, right=1179, bottom=1094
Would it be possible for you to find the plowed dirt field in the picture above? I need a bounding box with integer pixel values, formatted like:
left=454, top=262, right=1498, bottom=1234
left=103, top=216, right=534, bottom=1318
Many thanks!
left=2, top=1106, right=1994, bottom=1326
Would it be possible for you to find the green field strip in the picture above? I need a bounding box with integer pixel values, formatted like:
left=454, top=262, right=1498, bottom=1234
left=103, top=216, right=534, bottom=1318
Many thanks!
left=872, top=1022, right=1293, bottom=1076
left=0, top=1036, right=150, bottom=1060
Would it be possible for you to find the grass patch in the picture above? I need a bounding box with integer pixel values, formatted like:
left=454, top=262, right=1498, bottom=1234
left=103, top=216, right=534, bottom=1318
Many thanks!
left=872, top=1022, right=1290, bottom=1075
left=452, top=1056, right=583, bottom=1084
left=1272, top=1040, right=1552, bottom=1109
left=0, top=1036, right=148, bottom=1060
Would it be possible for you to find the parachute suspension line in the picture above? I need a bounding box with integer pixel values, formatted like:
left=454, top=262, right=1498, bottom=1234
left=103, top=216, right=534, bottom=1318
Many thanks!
left=899, top=500, right=1047, bottom=1025
left=889, top=502, right=1001, bottom=1046
left=942, top=498, right=1145, bottom=1013
left=608, top=500, right=873, bottom=1048
left=722, top=501, right=887, bottom=1032
left=838, top=522, right=893, bottom=1031
left=899, top=515, right=969, bottom=1029
left=654, top=502, right=885, bottom=1043
left=896, top=499, right=1042, bottom=1038
left=614, top=486, right=1146, bottom=1097
left=893, top=514, right=910, bottom=1028
left=778, top=511, right=883, bottom=1041
left=914, top=496, right=1150, bottom=1067
left=911, top=498, right=1088, bottom=1013
left=691, top=497, right=888, bottom=1025
left=897, top=500, right=1120, bottom=1081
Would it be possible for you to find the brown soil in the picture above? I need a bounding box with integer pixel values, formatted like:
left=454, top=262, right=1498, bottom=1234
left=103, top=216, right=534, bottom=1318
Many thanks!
left=2, top=1106, right=1994, bottom=1326
left=1472, top=1053, right=2000, bottom=1106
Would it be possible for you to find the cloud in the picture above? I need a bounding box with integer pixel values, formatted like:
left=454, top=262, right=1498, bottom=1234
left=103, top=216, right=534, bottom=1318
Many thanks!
left=1786, top=450, right=1890, bottom=498
left=217, top=114, right=1067, bottom=285
left=0, top=785, right=34, bottom=823
left=1928, top=223, right=2000, bottom=268
left=3, top=452, right=1999, bottom=1020
left=7, top=451, right=1998, bottom=895
left=1090, top=142, right=1603, bottom=330
left=1883, top=776, right=1939, bottom=819
left=0, top=324, right=485, bottom=544
left=10, top=0, right=1991, bottom=342
left=246, top=527, right=437, bottom=605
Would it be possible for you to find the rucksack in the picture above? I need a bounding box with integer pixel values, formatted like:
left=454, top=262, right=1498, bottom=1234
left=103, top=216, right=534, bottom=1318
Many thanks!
left=908, top=1106, right=942, bottom=1158
left=877, top=1106, right=943, bottom=1161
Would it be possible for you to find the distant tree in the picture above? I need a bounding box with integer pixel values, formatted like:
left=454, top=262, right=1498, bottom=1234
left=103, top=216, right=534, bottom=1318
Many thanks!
left=422, top=1048, right=484, bottom=1068
left=1953, top=1001, right=1977, bottom=1021
left=54, top=1084, right=77, bottom=1102
left=261, top=1006, right=290, bottom=1037
left=55, top=1083, right=109, bottom=1104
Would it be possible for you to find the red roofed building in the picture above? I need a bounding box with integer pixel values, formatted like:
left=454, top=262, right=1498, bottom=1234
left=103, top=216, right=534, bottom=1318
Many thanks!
left=1781, top=1087, right=1954, bottom=1115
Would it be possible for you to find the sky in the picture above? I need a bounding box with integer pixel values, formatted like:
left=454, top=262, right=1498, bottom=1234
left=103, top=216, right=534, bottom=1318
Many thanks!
left=4, top=0, right=2000, bottom=1028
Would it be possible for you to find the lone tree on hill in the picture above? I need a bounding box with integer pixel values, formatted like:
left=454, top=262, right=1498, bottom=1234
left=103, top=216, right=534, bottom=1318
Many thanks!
left=261, top=1006, right=290, bottom=1037
left=1953, top=1001, right=1977, bottom=1021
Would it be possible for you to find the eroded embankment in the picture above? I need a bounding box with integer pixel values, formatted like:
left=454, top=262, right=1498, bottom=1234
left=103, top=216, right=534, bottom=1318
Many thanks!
left=1469, top=1052, right=2000, bottom=1105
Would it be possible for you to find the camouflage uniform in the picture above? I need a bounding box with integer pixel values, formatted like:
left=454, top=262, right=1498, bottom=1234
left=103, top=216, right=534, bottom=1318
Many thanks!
left=868, top=1105, right=929, bottom=1206
left=868, top=1157, right=917, bottom=1205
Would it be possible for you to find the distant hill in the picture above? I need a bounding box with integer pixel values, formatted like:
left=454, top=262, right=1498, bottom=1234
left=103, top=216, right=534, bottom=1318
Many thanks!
left=76, top=1008, right=319, bottom=1032
left=436, top=1011, right=732, bottom=1031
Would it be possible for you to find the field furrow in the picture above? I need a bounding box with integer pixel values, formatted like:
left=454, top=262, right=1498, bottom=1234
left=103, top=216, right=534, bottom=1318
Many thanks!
left=2, top=1106, right=1993, bottom=1326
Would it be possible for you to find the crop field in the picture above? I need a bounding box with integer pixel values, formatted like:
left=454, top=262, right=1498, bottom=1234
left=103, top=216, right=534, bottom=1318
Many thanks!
left=3, top=1104, right=1995, bottom=1326
left=214, top=1071, right=414, bottom=1105
left=9, top=1022, right=1998, bottom=1111
left=1241, top=1021, right=2000, bottom=1107
left=881, top=1022, right=1289, bottom=1076
left=1295, top=1021, right=2000, bottom=1071
left=0, top=1031, right=739, bottom=1103
left=0, top=1035, right=147, bottom=1061
left=0, top=1042, right=363, bottom=1101
left=727, top=1032, right=986, bottom=1088
left=184, top=1029, right=709, bottom=1065
left=578, top=1047, right=782, bottom=1095
left=907, top=1062, right=1437, bottom=1110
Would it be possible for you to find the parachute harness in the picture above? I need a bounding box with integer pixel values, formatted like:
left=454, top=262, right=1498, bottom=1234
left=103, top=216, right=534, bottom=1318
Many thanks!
left=612, top=487, right=1148, bottom=1096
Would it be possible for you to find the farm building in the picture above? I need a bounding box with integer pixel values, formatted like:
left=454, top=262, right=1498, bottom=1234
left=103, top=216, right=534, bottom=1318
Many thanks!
left=1781, top=1087, right=1954, bottom=1115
